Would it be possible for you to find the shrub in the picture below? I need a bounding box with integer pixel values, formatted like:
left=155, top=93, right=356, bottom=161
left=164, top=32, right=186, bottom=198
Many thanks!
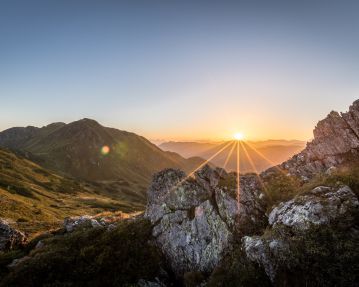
left=1, top=218, right=163, bottom=287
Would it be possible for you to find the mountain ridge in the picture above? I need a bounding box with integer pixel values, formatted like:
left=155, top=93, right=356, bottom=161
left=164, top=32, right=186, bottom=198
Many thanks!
left=0, top=119, right=205, bottom=189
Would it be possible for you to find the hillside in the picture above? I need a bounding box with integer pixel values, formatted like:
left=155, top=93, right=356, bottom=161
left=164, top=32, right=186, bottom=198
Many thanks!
left=0, top=119, right=204, bottom=194
left=0, top=148, right=143, bottom=236
left=160, top=140, right=305, bottom=173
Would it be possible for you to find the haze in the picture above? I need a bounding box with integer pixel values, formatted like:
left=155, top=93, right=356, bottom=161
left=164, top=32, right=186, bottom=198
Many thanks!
left=1, top=0, right=358, bottom=141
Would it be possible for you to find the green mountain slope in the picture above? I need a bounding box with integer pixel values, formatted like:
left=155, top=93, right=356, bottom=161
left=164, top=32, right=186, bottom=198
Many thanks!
left=0, top=119, right=204, bottom=189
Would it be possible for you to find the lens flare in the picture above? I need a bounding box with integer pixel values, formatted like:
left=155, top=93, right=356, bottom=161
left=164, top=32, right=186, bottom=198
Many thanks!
left=101, top=145, right=110, bottom=155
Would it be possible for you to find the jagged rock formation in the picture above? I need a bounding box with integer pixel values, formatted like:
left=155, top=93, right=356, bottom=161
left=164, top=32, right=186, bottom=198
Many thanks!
left=243, top=185, right=359, bottom=282
left=281, top=100, right=359, bottom=180
left=269, top=185, right=359, bottom=230
left=0, top=219, right=26, bottom=251
left=145, top=165, right=266, bottom=275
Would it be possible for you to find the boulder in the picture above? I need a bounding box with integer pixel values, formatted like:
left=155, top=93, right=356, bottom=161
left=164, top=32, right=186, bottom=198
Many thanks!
left=0, top=219, right=26, bottom=251
left=145, top=165, right=266, bottom=275
left=63, top=215, right=103, bottom=233
left=242, top=236, right=289, bottom=282
left=268, top=185, right=359, bottom=230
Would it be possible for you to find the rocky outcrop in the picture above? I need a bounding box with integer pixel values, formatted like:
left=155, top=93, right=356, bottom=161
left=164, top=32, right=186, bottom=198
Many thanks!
left=64, top=216, right=103, bottom=232
left=63, top=213, right=126, bottom=232
left=145, top=165, right=266, bottom=275
left=0, top=219, right=26, bottom=252
left=269, top=185, right=359, bottom=230
left=280, top=100, right=359, bottom=180
left=243, top=185, right=359, bottom=282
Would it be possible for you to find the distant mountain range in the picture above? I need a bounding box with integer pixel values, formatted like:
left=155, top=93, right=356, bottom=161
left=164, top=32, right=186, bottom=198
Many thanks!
left=159, top=139, right=306, bottom=173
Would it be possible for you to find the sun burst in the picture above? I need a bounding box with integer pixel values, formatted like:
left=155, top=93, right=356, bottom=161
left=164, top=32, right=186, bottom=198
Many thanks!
left=233, top=132, right=244, bottom=141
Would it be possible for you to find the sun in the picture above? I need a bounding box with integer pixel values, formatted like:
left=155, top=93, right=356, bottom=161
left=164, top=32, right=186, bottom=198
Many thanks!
left=233, top=132, right=245, bottom=141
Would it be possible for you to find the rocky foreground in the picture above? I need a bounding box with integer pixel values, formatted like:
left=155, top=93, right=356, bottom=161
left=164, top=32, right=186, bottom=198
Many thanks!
left=1, top=101, right=359, bottom=286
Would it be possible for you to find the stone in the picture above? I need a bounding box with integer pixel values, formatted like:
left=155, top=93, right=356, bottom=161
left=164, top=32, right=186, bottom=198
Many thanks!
left=7, top=256, right=31, bottom=269
left=63, top=215, right=103, bottom=232
left=35, top=240, right=45, bottom=249
left=0, top=218, right=26, bottom=251
left=242, top=236, right=289, bottom=282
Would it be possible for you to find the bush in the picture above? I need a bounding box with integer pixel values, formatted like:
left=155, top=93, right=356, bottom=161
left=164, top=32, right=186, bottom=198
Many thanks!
left=1, top=219, right=163, bottom=287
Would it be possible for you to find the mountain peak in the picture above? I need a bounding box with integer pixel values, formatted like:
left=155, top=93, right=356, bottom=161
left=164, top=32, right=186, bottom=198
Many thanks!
left=75, top=118, right=102, bottom=126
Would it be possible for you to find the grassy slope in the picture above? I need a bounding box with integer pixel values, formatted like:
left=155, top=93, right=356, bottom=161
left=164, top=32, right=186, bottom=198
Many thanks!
left=0, top=148, right=143, bottom=237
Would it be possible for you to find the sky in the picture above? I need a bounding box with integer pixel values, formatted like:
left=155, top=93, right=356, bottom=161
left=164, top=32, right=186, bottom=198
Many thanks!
left=0, top=0, right=358, bottom=142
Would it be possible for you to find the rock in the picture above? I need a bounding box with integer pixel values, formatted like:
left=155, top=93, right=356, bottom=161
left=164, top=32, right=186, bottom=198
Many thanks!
left=242, top=236, right=289, bottom=282
left=145, top=165, right=266, bottom=275
left=137, top=278, right=166, bottom=287
left=279, top=100, right=359, bottom=179
left=0, top=218, right=26, bottom=251
left=268, top=186, right=359, bottom=230
left=7, top=256, right=31, bottom=269
left=325, top=166, right=337, bottom=175
left=63, top=215, right=103, bottom=232
left=35, top=240, right=45, bottom=249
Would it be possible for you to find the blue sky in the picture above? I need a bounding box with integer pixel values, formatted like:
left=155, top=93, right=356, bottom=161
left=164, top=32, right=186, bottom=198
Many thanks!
left=0, top=0, right=358, bottom=141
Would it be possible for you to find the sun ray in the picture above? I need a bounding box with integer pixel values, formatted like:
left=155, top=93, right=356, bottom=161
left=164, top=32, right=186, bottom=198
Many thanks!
left=220, top=140, right=236, bottom=175
left=171, top=140, right=235, bottom=190
left=239, top=140, right=269, bottom=196
left=244, top=141, right=288, bottom=176
left=236, top=141, right=240, bottom=207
